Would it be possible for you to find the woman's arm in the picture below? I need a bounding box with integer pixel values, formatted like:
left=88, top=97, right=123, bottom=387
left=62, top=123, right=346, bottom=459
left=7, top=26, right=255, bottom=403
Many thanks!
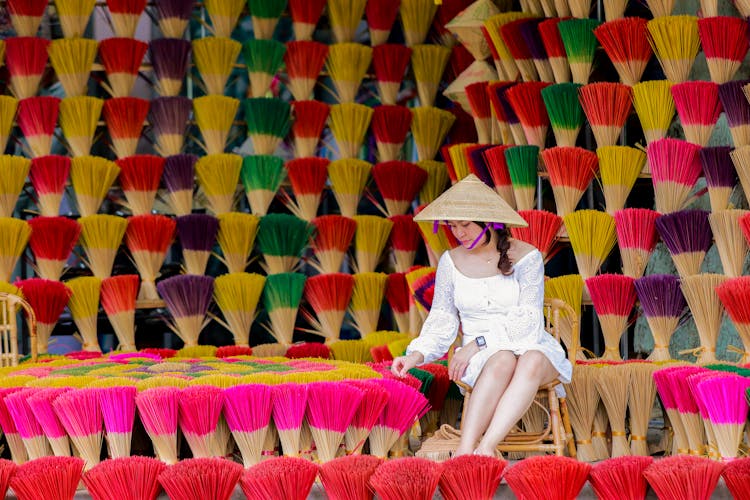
left=505, top=250, right=545, bottom=342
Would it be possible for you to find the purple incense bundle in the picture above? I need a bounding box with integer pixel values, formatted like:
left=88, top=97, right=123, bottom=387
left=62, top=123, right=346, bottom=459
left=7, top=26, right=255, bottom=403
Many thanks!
left=150, top=96, right=192, bottom=157
left=655, top=209, right=713, bottom=278
left=149, top=39, right=191, bottom=97
left=487, top=81, right=525, bottom=145
left=156, top=274, right=214, bottom=348
left=154, top=0, right=194, bottom=38
left=633, top=274, right=686, bottom=361
left=162, top=154, right=196, bottom=216
left=700, top=146, right=737, bottom=212
left=518, top=18, right=554, bottom=84
left=176, top=214, right=219, bottom=275
left=718, top=80, right=750, bottom=148
left=465, top=144, right=494, bottom=186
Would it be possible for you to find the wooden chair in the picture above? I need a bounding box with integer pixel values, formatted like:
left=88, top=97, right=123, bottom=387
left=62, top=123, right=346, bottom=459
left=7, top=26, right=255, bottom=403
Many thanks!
left=417, top=298, right=578, bottom=460
left=0, top=292, right=38, bottom=366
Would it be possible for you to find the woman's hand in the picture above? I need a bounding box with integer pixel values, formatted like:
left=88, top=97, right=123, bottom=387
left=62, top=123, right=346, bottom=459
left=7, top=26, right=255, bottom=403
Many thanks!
left=449, top=341, right=479, bottom=382
left=391, top=352, right=424, bottom=377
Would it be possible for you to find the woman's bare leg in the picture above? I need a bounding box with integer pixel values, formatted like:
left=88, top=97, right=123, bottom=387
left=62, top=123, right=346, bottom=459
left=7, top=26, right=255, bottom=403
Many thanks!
left=474, top=351, right=559, bottom=455
left=453, top=351, right=517, bottom=456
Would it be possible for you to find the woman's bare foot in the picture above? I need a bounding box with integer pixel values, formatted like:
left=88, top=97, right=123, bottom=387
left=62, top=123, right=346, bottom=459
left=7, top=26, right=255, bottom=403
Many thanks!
left=473, top=446, right=502, bottom=458
left=452, top=444, right=474, bottom=457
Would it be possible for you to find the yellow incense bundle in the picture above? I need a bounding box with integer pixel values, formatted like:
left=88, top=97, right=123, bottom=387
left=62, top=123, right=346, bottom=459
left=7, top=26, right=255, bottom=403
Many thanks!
left=78, top=215, right=128, bottom=278
left=0, top=96, right=18, bottom=153
left=352, top=215, right=393, bottom=273
left=411, top=44, right=451, bottom=108
left=59, top=96, right=103, bottom=157
left=399, top=0, right=438, bottom=46
left=195, top=153, right=242, bottom=215
left=327, top=0, right=367, bottom=43
left=56, top=0, right=96, bottom=38
left=329, top=103, right=374, bottom=159
left=70, top=156, right=120, bottom=217
left=326, top=43, right=373, bottom=103
left=47, top=38, right=98, bottom=97
left=192, top=37, right=241, bottom=96
left=327, top=159, right=373, bottom=218
left=484, top=12, right=533, bottom=81
left=65, top=276, right=102, bottom=352
left=597, top=146, right=647, bottom=215
left=349, top=272, right=388, bottom=337
left=646, top=15, right=700, bottom=84
left=544, top=274, right=584, bottom=360
left=0, top=155, right=30, bottom=218
left=216, top=213, right=260, bottom=274
left=193, top=95, right=240, bottom=155
left=417, top=160, right=450, bottom=205
left=411, top=107, right=456, bottom=162
left=564, top=210, right=617, bottom=282
left=213, top=272, right=266, bottom=347
left=203, top=0, right=245, bottom=38
left=632, top=80, right=675, bottom=147
left=0, top=218, right=30, bottom=282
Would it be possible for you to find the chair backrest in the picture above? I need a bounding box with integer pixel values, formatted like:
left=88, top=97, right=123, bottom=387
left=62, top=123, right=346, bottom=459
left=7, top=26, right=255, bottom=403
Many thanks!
left=0, top=292, right=37, bottom=366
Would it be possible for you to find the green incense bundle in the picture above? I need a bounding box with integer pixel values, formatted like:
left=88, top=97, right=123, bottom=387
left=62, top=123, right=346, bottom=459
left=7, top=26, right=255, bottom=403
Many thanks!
left=558, top=19, right=602, bottom=84
left=241, top=155, right=285, bottom=216
left=263, top=272, right=306, bottom=345
left=243, top=97, right=292, bottom=155
left=248, top=0, right=288, bottom=39
left=505, top=145, right=539, bottom=211
left=241, top=39, right=286, bottom=98
left=257, top=213, right=313, bottom=274
left=541, top=83, right=584, bottom=147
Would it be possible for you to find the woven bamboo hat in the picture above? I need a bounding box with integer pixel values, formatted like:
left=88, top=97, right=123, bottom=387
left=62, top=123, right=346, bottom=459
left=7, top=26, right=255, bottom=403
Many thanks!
left=414, top=174, right=528, bottom=227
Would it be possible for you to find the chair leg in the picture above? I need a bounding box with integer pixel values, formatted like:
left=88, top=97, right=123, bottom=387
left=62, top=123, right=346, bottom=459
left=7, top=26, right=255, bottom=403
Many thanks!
left=548, top=389, right=564, bottom=456
left=560, top=398, right=577, bottom=458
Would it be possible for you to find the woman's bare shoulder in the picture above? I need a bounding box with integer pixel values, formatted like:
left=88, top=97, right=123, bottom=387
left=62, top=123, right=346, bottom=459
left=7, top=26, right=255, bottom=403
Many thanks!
left=509, top=239, right=538, bottom=263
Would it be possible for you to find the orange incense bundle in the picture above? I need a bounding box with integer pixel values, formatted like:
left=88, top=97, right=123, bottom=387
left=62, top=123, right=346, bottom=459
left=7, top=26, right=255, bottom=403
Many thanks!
left=671, top=81, right=721, bottom=147
left=5, top=36, right=49, bottom=99
left=303, top=273, right=355, bottom=343
left=105, top=0, right=146, bottom=38
left=614, top=208, right=660, bottom=278
left=578, top=82, right=633, bottom=148
left=482, top=145, right=515, bottom=208
left=367, top=0, right=401, bottom=46
left=504, top=81, right=551, bottom=149
left=28, top=216, right=81, bottom=281
left=697, top=16, right=748, bottom=84
left=541, top=146, right=598, bottom=218
left=102, top=97, right=149, bottom=159
left=283, top=41, right=328, bottom=101
left=310, top=215, right=356, bottom=274
left=6, top=0, right=47, bottom=37
left=17, top=96, right=60, bottom=158
left=389, top=214, right=420, bottom=273
left=288, top=0, right=326, bottom=41
left=594, top=18, right=652, bottom=86
left=290, top=100, right=329, bottom=158
left=464, top=81, right=493, bottom=144
left=372, top=161, right=427, bottom=216
left=115, top=155, right=165, bottom=215
left=100, top=274, right=139, bottom=351
left=372, top=44, right=412, bottom=106
left=29, top=155, right=70, bottom=217
left=283, top=157, right=329, bottom=221
left=586, top=274, right=636, bottom=360
left=98, top=38, right=148, bottom=98
left=510, top=210, right=562, bottom=261
left=125, top=214, right=176, bottom=301
left=372, top=105, right=412, bottom=162
left=16, top=278, right=71, bottom=354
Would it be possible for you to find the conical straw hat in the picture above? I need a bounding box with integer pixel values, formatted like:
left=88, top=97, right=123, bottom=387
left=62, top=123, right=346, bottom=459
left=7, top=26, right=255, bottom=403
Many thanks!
left=414, top=174, right=528, bottom=227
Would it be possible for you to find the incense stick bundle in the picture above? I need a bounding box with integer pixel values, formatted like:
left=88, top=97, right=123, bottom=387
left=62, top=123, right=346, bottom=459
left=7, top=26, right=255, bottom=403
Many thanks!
left=708, top=210, right=748, bottom=278
left=6, top=0, right=47, bottom=37
left=671, top=81, right=721, bottom=147
left=290, top=100, right=329, bottom=159
left=247, top=0, right=286, bottom=39
left=5, top=37, right=49, bottom=99
left=65, top=276, right=102, bottom=352
left=326, top=43, right=372, bottom=103
left=500, top=18, right=540, bottom=82
left=655, top=210, right=713, bottom=278
left=715, top=277, right=750, bottom=364
left=0, top=218, right=29, bottom=283
left=213, top=272, right=265, bottom=347
left=222, top=383, right=272, bottom=467
left=564, top=210, right=617, bottom=283
left=411, top=107, right=456, bottom=161
left=102, top=97, right=149, bottom=159
left=329, top=103, right=373, bottom=159
left=176, top=214, right=218, bottom=276
left=511, top=210, right=563, bottom=261
left=58, top=96, right=102, bottom=157
left=697, top=16, right=748, bottom=85
left=303, top=273, right=355, bottom=343
left=154, top=0, right=193, bottom=38
left=563, top=364, right=599, bottom=461
left=694, top=374, right=750, bottom=460
left=541, top=83, right=584, bottom=147
left=519, top=18, right=557, bottom=83
left=195, top=153, right=242, bottom=215
left=106, top=0, right=146, bottom=38
left=614, top=208, right=660, bottom=279
left=29, top=155, right=70, bottom=218
left=593, top=363, right=631, bottom=457
left=598, top=146, right=647, bottom=215
left=283, top=41, right=328, bottom=101
left=626, top=364, right=657, bottom=455
left=579, top=82, right=632, bottom=148
left=150, top=97, right=191, bottom=157
left=115, top=155, right=164, bottom=216
left=634, top=274, right=685, bottom=361
left=0, top=96, right=17, bottom=154
left=372, top=161, right=427, bottom=217
left=504, top=81, right=551, bottom=149
left=193, top=95, right=240, bottom=155
left=327, top=0, right=367, bottom=43
left=0, top=155, right=29, bottom=218
left=216, top=212, right=260, bottom=274
left=538, top=18, right=572, bottom=84
left=484, top=12, right=533, bottom=81
left=17, top=278, right=71, bottom=354
left=240, top=155, right=283, bottom=217
left=365, top=0, right=400, bottom=46
left=541, top=146, right=598, bottom=218
left=372, top=44, right=412, bottom=106
left=372, top=105, right=412, bottom=162
left=78, top=215, right=127, bottom=278
left=647, top=138, right=702, bottom=214
left=192, top=37, right=241, bottom=96
left=352, top=215, right=393, bottom=273
left=680, top=274, right=727, bottom=363
left=310, top=215, right=356, bottom=275
left=558, top=18, right=601, bottom=84
left=17, top=96, right=60, bottom=158
left=98, top=38, right=147, bottom=98
left=349, top=272, right=388, bottom=337
left=244, top=97, right=291, bottom=155
left=586, top=274, right=636, bottom=360
left=70, top=156, right=120, bottom=217
left=631, top=80, right=675, bottom=146
left=257, top=213, right=313, bottom=274
left=203, top=0, right=244, bottom=37
left=263, top=273, right=306, bottom=346
left=288, top=0, right=326, bottom=41
left=389, top=214, right=420, bottom=273
left=646, top=15, right=700, bottom=84
left=594, top=18, right=652, bottom=87
left=162, top=154, right=196, bottom=216
left=700, top=146, right=736, bottom=212
left=242, top=38, right=285, bottom=97
left=157, top=275, right=214, bottom=348
left=411, top=44, right=451, bottom=107
left=504, top=145, right=539, bottom=211
left=149, top=39, right=191, bottom=97
left=482, top=146, right=515, bottom=208
left=28, top=216, right=80, bottom=281
left=722, top=80, right=750, bottom=148
left=399, top=0, right=438, bottom=46
left=47, top=38, right=98, bottom=97
left=283, top=157, right=329, bottom=221
left=125, top=214, right=176, bottom=301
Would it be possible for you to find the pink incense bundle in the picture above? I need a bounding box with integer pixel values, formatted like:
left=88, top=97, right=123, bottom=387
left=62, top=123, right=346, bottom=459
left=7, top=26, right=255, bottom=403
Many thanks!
left=647, top=138, right=703, bottom=214
left=29, top=155, right=70, bottom=217
left=240, top=457, right=319, bottom=500
left=663, top=366, right=707, bottom=457
left=372, top=160, right=427, bottom=216
left=102, top=97, right=149, bottom=159
left=4, top=37, right=49, bottom=99
left=504, top=456, right=591, bottom=500
left=671, top=81, right=722, bottom=147
left=222, top=384, right=273, bottom=467
left=482, top=145, right=515, bottom=208
left=271, top=383, right=308, bottom=457
left=283, top=157, right=329, bottom=221
left=125, top=214, right=176, bottom=300
left=694, top=374, right=750, bottom=461
left=17, top=96, right=60, bottom=158
left=540, top=146, right=598, bottom=218
left=0, top=388, right=28, bottom=464
left=159, top=458, right=243, bottom=500
left=283, top=41, right=328, bottom=101
left=100, top=274, right=139, bottom=352
left=593, top=18, right=652, bottom=86
left=589, top=456, right=653, bottom=500
left=178, top=385, right=225, bottom=458
left=586, top=274, right=636, bottom=360
left=135, top=387, right=180, bottom=465
left=27, top=216, right=80, bottom=281
left=369, top=378, right=429, bottom=458
left=290, top=100, right=329, bottom=158
left=343, top=379, right=389, bottom=455
left=99, top=386, right=136, bottom=458
left=464, top=81, right=493, bottom=144
left=722, top=458, right=750, bottom=500
left=372, top=44, right=412, bottom=106
left=320, top=455, right=383, bottom=500
left=52, top=388, right=103, bottom=470
left=504, top=81, right=552, bottom=149
left=16, top=278, right=71, bottom=354
left=643, top=456, right=724, bottom=500
left=25, top=388, right=72, bottom=457
left=697, top=16, right=748, bottom=84
left=83, top=456, right=166, bottom=500
left=389, top=214, right=420, bottom=273
left=439, top=454, right=507, bottom=500
left=372, top=105, right=412, bottom=162
left=510, top=210, right=563, bottom=261
left=578, top=82, right=633, bottom=148
left=115, top=155, right=165, bottom=215
left=4, top=389, right=52, bottom=460
left=287, top=0, right=326, bottom=41
left=97, top=38, right=148, bottom=98
left=370, top=457, right=443, bottom=500
left=614, top=208, right=660, bottom=278
left=10, top=456, right=84, bottom=500
left=366, top=0, right=401, bottom=46
left=653, top=368, right=690, bottom=456
left=306, top=381, right=364, bottom=462
left=285, top=342, right=330, bottom=359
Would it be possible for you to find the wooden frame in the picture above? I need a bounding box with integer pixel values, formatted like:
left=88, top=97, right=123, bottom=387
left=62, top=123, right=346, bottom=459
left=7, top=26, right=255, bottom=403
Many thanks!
left=0, top=292, right=38, bottom=366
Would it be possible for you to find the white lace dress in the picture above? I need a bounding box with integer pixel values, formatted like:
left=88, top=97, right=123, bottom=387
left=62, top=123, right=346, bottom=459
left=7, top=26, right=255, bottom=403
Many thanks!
left=405, top=249, right=572, bottom=389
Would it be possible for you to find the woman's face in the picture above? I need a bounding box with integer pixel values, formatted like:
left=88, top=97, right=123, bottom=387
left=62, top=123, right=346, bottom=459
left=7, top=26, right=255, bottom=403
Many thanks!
left=446, top=220, right=484, bottom=249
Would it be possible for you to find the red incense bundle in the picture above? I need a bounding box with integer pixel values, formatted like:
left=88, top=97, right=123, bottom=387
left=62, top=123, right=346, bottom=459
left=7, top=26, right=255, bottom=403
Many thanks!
left=5, top=37, right=49, bottom=99
left=643, top=456, right=724, bottom=500
left=385, top=272, right=411, bottom=334
left=464, top=81, right=493, bottom=144
left=439, top=455, right=507, bottom=500
left=290, top=100, right=329, bottom=158
left=102, top=97, right=149, bottom=159
left=105, top=0, right=147, bottom=38
left=372, top=160, right=428, bottom=216
left=98, top=38, right=148, bottom=98
left=366, top=0, right=401, bottom=46
left=390, top=214, right=421, bottom=273
left=510, top=209, right=563, bottom=261
left=487, top=81, right=526, bottom=146
left=159, top=458, right=243, bottom=500
left=504, top=456, right=591, bottom=500
left=589, top=456, right=653, bottom=500
left=504, top=81, right=552, bottom=149
left=115, top=155, right=165, bottom=215
left=578, top=82, right=633, bottom=148
left=11, top=457, right=83, bottom=500
left=16, top=278, right=71, bottom=354
left=372, top=44, right=412, bottom=106
left=6, top=0, right=47, bottom=37
left=100, top=275, right=139, bottom=352
left=240, top=457, right=319, bottom=500
left=482, top=145, right=516, bottom=208
left=303, top=273, right=355, bottom=343
left=83, top=457, right=166, bottom=500
left=125, top=214, right=176, bottom=301
left=284, top=41, right=328, bottom=101
left=320, top=455, right=383, bottom=499
left=614, top=208, right=660, bottom=278
left=500, top=19, right=540, bottom=82
left=671, top=81, right=722, bottom=147
left=648, top=138, right=703, bottom=214
left=540, top=146, right=599, bottom=218
left=288, top=0, right=326, bottom=41
left=538, top=18, right=572, bottom=84
left=697, top=16, right=748, bottom=84
left=283, top=157, right=329, bottom=221
left=594, top=18, right=652, bottom=86
left=370, top=457, right=442, bottom=499
left=586, top=274, right=637, bottom=360
left=372, top=105, right=412, bottom=161
left=27, top=216, right=80, bottom=281
left=310, top=215, right=356, bottom=274
left=17, top=96, right=60, bottom=158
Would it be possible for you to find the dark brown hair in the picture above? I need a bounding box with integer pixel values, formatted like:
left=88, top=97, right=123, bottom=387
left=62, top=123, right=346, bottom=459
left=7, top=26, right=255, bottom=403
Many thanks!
left=475, top=222, right=513, bottom=275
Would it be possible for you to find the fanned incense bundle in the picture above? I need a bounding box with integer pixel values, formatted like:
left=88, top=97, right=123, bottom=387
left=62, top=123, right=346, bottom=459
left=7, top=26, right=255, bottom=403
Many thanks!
left=17, top=96, right=60, bottom=158
left=484, top=13, right=533, bottom=81
left=288, top=0, right=326, bottom=41
left=399, top=0, right=437, bottom=46
left=222, top=383, right=272, bottom=467
left=329, top=103, right=373, bottom=159
left=349, top=272, right=387, bottom=337
left=541, top=83, right=584, bottom=147
left=504, top=457, right=592, bottom=500
left=352, top=215, right=393, bottom=273
left=326, top=43, right=372, bottom=103
left=192, top=37, right=241, bottom=96
left=366, top=0, right=400, bottom=46
left=326, top=0, right=366, bottom=42
left=0, top=156, right=29, bottom=218
left=541, top=146, right=598, bottom=218
left=303, top=273, right=355, bottom=343
left=372, top=161, right=427, bottom=216
left=263, top=273, right=306, bottom=345
left=11, top=457, right=83, bottom=499
left=115, top=155, right=164, bottom=215
left=708, top=210, right=748, bottom=278
left=372, top=44, right=412, bottom=106
left=244, top=97, right=291, bottom=155
left=78, top=215, right=127, bottom=278
left=58, top=96, right=102, bottom=157
left=193, top=95, right=239, bottom=155
left=216, top=212, right=259, bottom=274
left=700, top=147, right=736, bottom=212
left=157, top=275, right=214, bottom=347
left=729, top=146, right=750, bottom=203
left=55, top=0, right=96, bottom=38
left=500, top=18, right=540, bottom=82
left=103, top=97, right=149, bottom=159
left=671, top=81, right=721, bottom=147
left=162, top=154, right=196, bottom=216
left=178, top=385, right=224, bottom=458
left=28, top=216, right=80, bottom=281
left=98, top=384, right=137, bottom=457
left=150, top=97, right=191, bottom=157
left=155, top=0, right=193, bottom=38
left=578, top=82, right=632, bottom=148
left=634, top=274, right=685, bottom=361
left=242, top=39, right=286, bottom=98
left=695, top=374, right=750, bottom=460
left=385, top=272, right=410, bottom=334
left=5, top=37, right=49, bottom=99
left=519, top=18, right=557, bottom=83
left=106, top=0, right=146, bottom=38
left=594, top=18, right=652, bottom=86
left=511, top=210, right=562, bottom=260
left=17, top=278, right=71, bottom=354
left=681, top=274, right=726, bottom=363
left=648, top=138, right=702, bottom=214
left=564, top=210, right=617, bottom=282
left=213, top=273, right=265, bottom=347
left=372, top=105, right=412, bottom=162
left=722, top=80, right=750, bottom=148
left=100, top=275, right=137, bottom=352
left=482, top=146, right=515, bottom=208
left=646, top=16, right=700, bottom=84
left=283, top=41, right=328, bottom=101
left=29, top=156, right=69, bottom=217
left=598, top=146, right=647, bottom=215
left=411, top=44, right=451, bottom=107
left=6, top=0, right=47, bottom=36
left=283, top=157, right=329, bottom=221
left=257, top=213, right=313, bottom=274
left=504, top=145, right=539, bottom=211
left=0, top=96, right=18, bottom=153
left=290, top=100, right=329, bottom=158
left=83, top=457, right=166, bottom=500
left=535, top=18, right=571, bottom=84
left=161, top=458, right=242, bottom=499
left=310, top=215, right=356, bottom=274
left=593, top=364, right=631, bottom=457
left=717, top=280, right=750, bottom=362
left=614, top=208, right=659, bottom=279
left=70, top=156, right=120, bottom=217
left=655, top=210, right=713, bottom=278
left=125, top=214, right=176, bottom=301
left=389, top=214, right=420, bottom=272
left=203, top=0, right=244, bottom=37
left=543, top=274, right=583, bottom=358
left=586, top=275, right=636, bottom=360
left=65, top=277, right=102, bottom=352
left=4, top=388, right=53, bottom=460
left=135, top=386, right=179, bottom=464
left=411, top=107, right=456, bottom=161
left=176, top=214, right=218, bottom=275
left=149, top=39, right=191, bottom=97
left=98, top=38, right=147, bottom=98
left=416, top=160, right=449, bottom=205
left=504, top=82, right=551, bottom=149
left=195, top=153, right=242, bottom=215
left=697, top=16, right=748, bottom=84
left=464, top=82, right=493, bottom=144
left=558, top=18, right=601, bottom=84
left=48, top=38, right=98, bottom=97
left=248, top=0, right=287, bottom=39
left=241, top=155, right=283, bottom=216
left=632, top=80, right=675, bottom=147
